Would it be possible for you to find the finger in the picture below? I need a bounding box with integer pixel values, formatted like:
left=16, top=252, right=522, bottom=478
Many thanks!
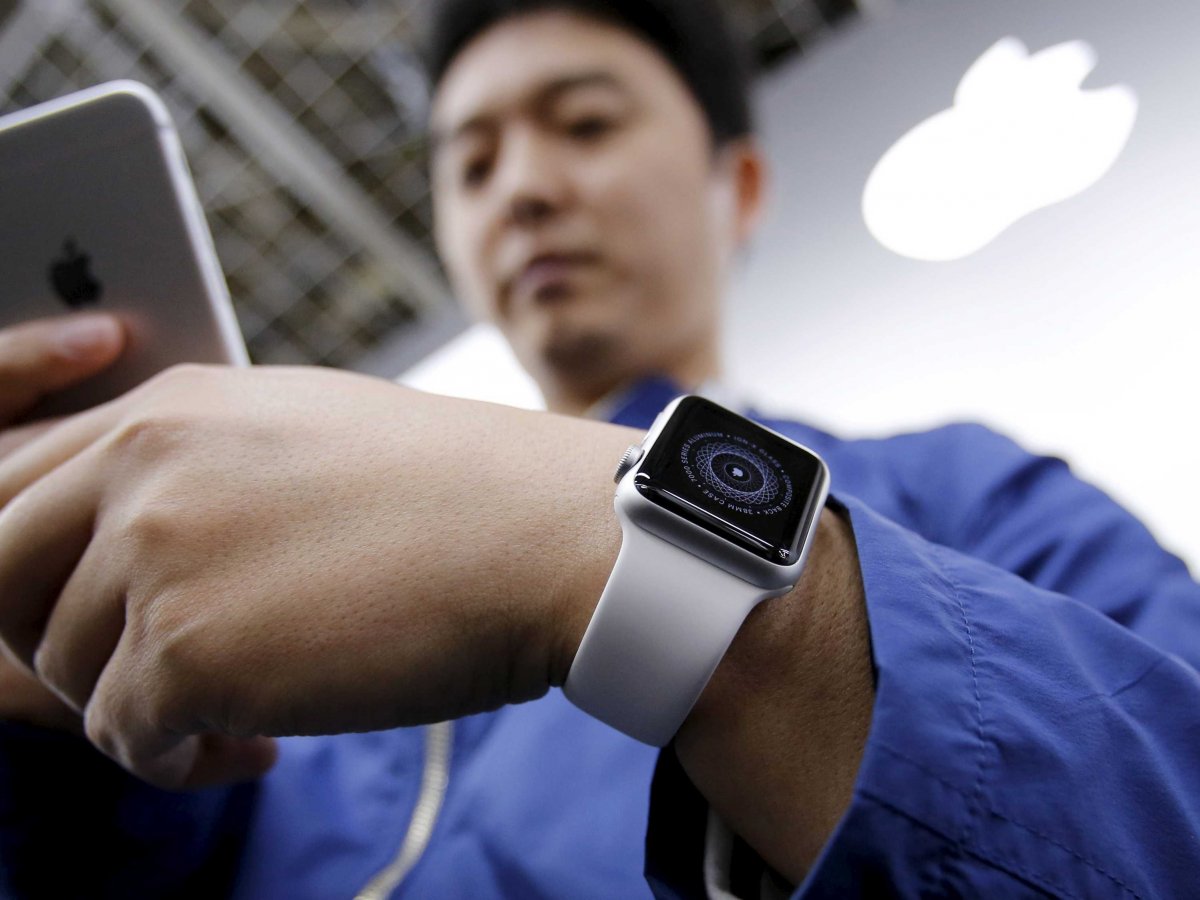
left=0, top=417, right=60, bottom=460
left=84, top=626, right=194, bottom=788
left=0, top=651, right=84, bottom=734
left=31, top=528, right=127, bottom=714
left=84, top=631, right=278, bottom=789
left=93, top=729, right=278, bottom=791
left=0, top=445, right=104, bottom=666
left=0, top=314, right=124, bottom=425
left=181, top=734, right=279, bottom=789
left=0, top=393, right=124, bottom=511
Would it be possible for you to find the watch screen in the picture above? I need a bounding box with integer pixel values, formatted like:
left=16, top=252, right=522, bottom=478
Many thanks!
left=634, top=397, right=824, bottom=564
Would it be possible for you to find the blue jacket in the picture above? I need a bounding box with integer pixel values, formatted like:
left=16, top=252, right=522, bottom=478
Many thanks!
left=3, top=376, right=1199, bottom=898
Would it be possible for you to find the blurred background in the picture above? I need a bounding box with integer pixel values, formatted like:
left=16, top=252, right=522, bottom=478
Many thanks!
left=0, top=0, right=855, bottom=371
left=2, top=0, right=1197, bottom=564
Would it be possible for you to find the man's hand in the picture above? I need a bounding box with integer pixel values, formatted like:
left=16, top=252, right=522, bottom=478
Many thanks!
left=0, top=364, right=634, bottom=790
left=0, top=314, right=125, bottom=734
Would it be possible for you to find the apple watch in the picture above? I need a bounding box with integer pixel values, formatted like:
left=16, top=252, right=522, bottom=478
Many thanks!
left=564, top=395, right=830, bottom=746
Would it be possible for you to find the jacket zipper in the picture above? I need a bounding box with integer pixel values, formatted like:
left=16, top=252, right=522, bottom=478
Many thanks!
left=355, top=720, right=454, bottom=900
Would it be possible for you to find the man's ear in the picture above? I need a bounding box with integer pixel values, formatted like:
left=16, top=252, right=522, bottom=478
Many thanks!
left=719, top=138, right=769, bottom=248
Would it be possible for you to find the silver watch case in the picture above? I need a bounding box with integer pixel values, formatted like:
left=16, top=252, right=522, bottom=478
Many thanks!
left=614, top=395, right=831, bottom=593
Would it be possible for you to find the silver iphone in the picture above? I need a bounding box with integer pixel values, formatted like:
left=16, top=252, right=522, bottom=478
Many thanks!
left=0, top=80, right=248, bottom=416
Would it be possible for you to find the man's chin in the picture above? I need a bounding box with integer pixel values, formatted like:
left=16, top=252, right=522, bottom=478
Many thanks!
left=538, top=329, right=628, bottom=390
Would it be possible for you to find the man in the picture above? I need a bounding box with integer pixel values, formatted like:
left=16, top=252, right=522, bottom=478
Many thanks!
left=1, top=1, right=1198, bottom=897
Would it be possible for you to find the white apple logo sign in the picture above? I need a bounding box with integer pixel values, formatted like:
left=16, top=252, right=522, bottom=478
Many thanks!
left=862, top=37, right=1138, bottom=262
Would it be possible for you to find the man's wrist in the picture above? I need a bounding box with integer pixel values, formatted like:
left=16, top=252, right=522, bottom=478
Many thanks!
left=544, top=420, right=639, bottom=689
left=543, top=423, right=875, bottom=883
left=671, top=505, right=874, bottom=884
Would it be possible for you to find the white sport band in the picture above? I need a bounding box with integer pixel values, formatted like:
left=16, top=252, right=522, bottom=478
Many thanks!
left=564, top=519, right=771, bottom=746
left=563, top=395, right=828, bottom=747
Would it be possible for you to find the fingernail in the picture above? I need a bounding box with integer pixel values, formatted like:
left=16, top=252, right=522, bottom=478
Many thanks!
left=57, top=316, right=121, bottom=359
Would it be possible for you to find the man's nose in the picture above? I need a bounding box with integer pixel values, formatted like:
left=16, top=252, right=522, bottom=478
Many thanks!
left=494, top=130, right=569, bottom=229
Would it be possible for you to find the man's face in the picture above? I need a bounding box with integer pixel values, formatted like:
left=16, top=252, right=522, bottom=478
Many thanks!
left=430, top=11, right=744, bottom=400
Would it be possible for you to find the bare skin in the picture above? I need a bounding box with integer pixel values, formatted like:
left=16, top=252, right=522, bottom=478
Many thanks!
left=0, top=358, right=638, bottom=786
left=0, top=314, right=124, bottom=735
left=0, top=10, right=874, bottom=885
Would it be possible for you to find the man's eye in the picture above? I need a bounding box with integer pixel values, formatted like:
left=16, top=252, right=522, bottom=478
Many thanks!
left=566, top=116, right=614, bottom=141
left=461, top=158, right=491, bottom=188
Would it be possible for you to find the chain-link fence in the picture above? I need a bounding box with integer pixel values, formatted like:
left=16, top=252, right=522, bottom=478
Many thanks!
left=1, top=0, right=859, bottom=371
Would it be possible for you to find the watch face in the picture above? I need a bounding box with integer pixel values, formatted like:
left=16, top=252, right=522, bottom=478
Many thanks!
left=634, top=397, right=825, bottom=564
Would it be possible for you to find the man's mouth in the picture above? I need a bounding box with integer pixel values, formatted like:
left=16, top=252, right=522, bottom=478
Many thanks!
left=510, top=252, right=598, bottom=304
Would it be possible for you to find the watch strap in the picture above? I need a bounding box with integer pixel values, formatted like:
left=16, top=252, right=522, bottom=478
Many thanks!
left=564, top=520, right=769, bottom=746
